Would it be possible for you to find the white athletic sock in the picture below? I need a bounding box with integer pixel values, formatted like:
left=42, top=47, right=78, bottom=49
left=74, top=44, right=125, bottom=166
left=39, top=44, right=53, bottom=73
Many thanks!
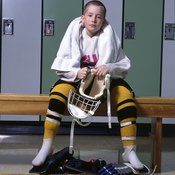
left=122, top=147, right=144, bottom=170
left=32, top=139, right=54, bottom=166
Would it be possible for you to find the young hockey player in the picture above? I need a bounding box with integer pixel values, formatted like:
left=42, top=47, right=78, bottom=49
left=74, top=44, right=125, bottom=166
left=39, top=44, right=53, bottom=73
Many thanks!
left=32, top=0, right=144, bottom=171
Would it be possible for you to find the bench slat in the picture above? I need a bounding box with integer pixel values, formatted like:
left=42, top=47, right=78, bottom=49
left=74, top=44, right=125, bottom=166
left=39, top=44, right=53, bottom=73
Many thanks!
left=0, top=94, right=175, bottom=118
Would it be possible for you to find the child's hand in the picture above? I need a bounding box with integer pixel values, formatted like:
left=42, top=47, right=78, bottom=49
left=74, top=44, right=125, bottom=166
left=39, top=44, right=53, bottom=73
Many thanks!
left=94, top=65, right=108, bottom=79
left=77, top=67, right=89, bottom=80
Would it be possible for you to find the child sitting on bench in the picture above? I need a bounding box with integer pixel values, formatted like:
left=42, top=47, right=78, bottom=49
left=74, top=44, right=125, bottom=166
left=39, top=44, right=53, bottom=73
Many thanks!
left=32, top=0, right=144, bottom=170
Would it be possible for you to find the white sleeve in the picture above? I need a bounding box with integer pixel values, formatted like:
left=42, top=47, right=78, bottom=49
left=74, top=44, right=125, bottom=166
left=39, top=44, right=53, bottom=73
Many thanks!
left=56, top=69, right=79, bottom=82
left=106, top=46, right=131, bottom=79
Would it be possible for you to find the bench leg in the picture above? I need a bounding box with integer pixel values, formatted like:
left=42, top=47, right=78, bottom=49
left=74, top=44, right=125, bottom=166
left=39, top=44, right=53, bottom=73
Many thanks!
left=151, top=117, right=162, bottom=173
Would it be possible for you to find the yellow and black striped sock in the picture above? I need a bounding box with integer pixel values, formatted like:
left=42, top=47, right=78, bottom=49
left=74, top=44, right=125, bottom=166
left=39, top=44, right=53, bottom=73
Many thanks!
left=43, top=119, right=60, bottom=139
left=113, top=85, right=137, bottom=148
left=120, top=117, right=137, bottom=147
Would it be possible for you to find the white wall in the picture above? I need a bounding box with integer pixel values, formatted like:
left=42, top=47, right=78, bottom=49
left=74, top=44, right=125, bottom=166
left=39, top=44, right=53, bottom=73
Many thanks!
left=161, top=0, right=175, bottom=123
left=1, top=0, right=42, bottom=121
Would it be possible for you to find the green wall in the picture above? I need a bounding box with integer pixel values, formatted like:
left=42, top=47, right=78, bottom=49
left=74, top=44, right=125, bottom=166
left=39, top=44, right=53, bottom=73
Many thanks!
left=123, top=0, right=164, bottom=123
left=123, top=0, right=164, bottom=97
left=42, top=0, right=83, bottom=94
left=41, top=0, right=83, bottom=121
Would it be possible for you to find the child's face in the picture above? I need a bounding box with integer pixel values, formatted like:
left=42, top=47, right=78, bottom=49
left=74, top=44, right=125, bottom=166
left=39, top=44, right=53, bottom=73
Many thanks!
left=81, top=4, right=105, bottom=37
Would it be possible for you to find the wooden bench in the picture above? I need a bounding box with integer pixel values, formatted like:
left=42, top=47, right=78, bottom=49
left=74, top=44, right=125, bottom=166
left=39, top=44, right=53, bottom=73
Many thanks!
left=0, top=93, right=175, bottom=173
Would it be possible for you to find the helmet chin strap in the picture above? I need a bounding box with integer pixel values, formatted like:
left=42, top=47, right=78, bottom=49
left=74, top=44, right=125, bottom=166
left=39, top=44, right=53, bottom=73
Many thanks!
left=104, top=74, right=112, bottom=128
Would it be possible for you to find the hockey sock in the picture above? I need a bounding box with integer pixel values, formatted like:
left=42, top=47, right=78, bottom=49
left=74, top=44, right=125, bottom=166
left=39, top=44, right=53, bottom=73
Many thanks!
left=32, top=138, right=54, bottom=166
left=122, top=147, right=144, bottom=170
left=120, top=117, right=143, bottom=169
left=32, top=118, right=60, bottom=166
left=113, top=85, right=143, bottom=169
left=120, top=119, right=143, bottom=169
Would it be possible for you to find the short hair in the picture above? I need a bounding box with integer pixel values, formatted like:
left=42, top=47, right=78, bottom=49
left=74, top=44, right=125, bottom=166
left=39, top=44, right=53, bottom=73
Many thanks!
left=83, top=0, right=106, bottom=18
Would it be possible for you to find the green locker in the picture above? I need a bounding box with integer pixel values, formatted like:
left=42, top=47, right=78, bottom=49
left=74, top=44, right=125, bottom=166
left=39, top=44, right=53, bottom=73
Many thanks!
left=123, top=0, right=164, bottom=123
left=42, top=0, right=83, bottom=94
left=123, top=0, right=164, bottom=97
left=41, top=0, right=83, bottom=121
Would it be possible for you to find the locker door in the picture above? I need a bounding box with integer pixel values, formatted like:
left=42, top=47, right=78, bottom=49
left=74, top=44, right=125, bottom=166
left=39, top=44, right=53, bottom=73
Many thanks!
left=41, top=0, right=83, bottom=121
left=41, top=0, right=83, bottom=94
left=123, top=0, right=164, bottom=124
left=162, top=0, right=175, bottom=123
left=1, top=0, right=42, bottom=121
left=123, top=0, right=164, bottom=97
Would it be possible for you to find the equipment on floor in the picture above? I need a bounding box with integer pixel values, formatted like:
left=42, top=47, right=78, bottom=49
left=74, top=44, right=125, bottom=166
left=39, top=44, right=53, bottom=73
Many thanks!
left=63, top=157, right=107, bottom=174
left=29, top=147, right=72, bottom=174
left=29, top=147, right=106, bottom=174
left=98, top=163, right=133, bottom=175
left=98, top=162, right=155, bottom=175
left=29, top=147, right=155, bottom=175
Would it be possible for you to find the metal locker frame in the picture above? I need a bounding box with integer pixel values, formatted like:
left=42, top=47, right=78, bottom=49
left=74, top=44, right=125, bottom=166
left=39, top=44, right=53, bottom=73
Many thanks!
left=1, top=0, right=42, bottom=121
left=162, top=0, right=175, bottom=123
